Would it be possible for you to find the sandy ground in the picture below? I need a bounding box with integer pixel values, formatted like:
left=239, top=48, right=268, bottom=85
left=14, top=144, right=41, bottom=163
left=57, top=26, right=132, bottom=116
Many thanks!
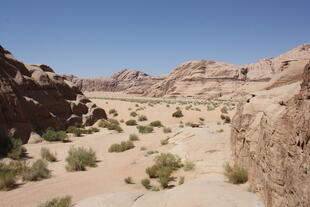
left=0, top=93, right=263, bottom=207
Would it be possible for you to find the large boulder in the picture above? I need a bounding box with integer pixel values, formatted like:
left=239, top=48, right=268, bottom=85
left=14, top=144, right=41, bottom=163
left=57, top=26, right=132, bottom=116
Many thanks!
left=0, top=45, right=107, bottom=143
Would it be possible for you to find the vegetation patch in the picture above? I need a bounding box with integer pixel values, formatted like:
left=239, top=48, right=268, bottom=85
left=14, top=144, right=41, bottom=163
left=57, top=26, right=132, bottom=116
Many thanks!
left=98, top=119, right=123, bottom=133
left=223, top=162, right=248, bottom=184
left=124, top=176, right=134, bottom=184
left=125, top=119, right=138, bottom=126
left=163, top=127, right=171, bottom=133
left=149, top=121, right=163, bottom=128
left=22, top=159, right=51, bottom=181
left=42, top=130, right=68, bottom=142
left=0, top=133, right=26, bottom=160
left=129, top=134, right=139, bottom=141
left=130, top=111, right=138, bottom=117
left=172, top=110, right=183, bottom=118
left=65, top=147, right=97, bottom=171
left=108, top=140, right=135, bottom=153
left=38, top=196, right=72, bottom=207
left=138, top=115, right=148, bottom=121
left=137, top=125, right=154, bottom=134
left=40, top=148, right=57, bottom=162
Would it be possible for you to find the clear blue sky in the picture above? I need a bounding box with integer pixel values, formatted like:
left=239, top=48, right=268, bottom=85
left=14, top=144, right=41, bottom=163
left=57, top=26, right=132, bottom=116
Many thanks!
left=1, top=0, right=309, bottom=78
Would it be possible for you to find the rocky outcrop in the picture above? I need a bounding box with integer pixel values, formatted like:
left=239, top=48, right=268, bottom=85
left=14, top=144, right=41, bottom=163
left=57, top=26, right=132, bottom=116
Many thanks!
left=0, top=46, right=107, bottom=143
left=70, top=44, right=310, bottom=99
left=231, top=59, right=310, bottom=207
left=67, top=69, right=166, bottom=95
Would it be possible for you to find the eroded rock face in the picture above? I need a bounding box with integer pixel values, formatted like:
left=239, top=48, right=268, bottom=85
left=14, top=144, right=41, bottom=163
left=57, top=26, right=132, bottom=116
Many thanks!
left=69, top=44, right=310, bottom=99
left=0, top=46, right=107, bottom=143
left=231, top=60, right=310, bottom=207
left=67, top=69, right=167, bottom=95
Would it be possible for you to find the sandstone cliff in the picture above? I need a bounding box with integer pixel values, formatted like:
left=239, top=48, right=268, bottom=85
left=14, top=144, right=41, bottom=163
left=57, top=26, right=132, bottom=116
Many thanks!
left=231, top=58, right=310, bottom=207
left=67, top=69, right=166, bottom=95
left=0, top=46, right=107, bottom=143
left=70, top=44, right=310, bottom=99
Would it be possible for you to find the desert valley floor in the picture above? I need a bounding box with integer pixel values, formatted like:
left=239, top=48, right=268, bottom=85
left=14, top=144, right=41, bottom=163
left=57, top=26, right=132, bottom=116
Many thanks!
left=0, top=92, right=264, bottom=207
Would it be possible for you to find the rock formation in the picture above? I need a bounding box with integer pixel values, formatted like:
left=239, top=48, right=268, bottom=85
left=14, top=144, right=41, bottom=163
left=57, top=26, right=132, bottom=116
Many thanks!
left=231, top=57, right=310, bottom=207
left=0, top=46, right=107, bottom=143
left=66, top=69, right=166, bottom=95
left=69, top=44, right=310, bottom=99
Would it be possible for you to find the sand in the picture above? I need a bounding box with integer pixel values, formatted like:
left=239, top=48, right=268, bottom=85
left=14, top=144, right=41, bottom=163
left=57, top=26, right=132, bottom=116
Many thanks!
left=0, top=93, right=263, bottom=207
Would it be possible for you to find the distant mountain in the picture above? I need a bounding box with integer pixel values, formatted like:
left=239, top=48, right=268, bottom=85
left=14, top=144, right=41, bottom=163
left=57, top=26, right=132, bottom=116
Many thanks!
left=68, top=44, right=310, bottom=99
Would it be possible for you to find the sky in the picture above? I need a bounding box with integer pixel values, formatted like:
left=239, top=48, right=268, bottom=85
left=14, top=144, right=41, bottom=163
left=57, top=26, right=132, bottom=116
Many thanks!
left=1, top=0, right=310, bottom=78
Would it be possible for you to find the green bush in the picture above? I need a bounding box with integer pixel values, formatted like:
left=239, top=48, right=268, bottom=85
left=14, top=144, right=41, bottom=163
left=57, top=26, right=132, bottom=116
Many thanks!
left=137, top=125, right=154, bottom=134
left=183, top=161, right=195, bottom=171
left=90, top=127, right=100, bottom=133
left=163, top=127, right=171, bottom=133
left=98, top=120, right=123, bottom=133
left=130, top=111, right=138, bottom=117
left=124, top=176, right=134, bottom=184
left=140, top=147, right=147, bottom=151
left=223, top=162, right=248, bottom=184
left=22, top=159, right=50, bottom=181
left=141, top=178, right=151, bottom=189
left=65, top=147, right=97, bottom=171
left=108, top=140, right=135, bottom=153
left=172, top=110, right=183, bottom=118
left=7, top=138, right=26, bottom=160
left=67, top=126, right=82, bottom=137
left=0, top=133, right=26, bottom=159
left=221, top=106, right=228, bottom=114
left=108, top=109, right=117, bottom=114
left=154, top=153, right=183, bottom=170
left=138, top=115, right=148, bottom=121
left=38, top=196, right=72, bottom=207
left=40, top=148, right=57, bottom=162
left=149, top=121, right=163, bottom=128
left=146, top=165, right=160, bottom=178
left=178, top=176, right=185, bottom=185
left=125, top=120, right=137, bottom=126
left=42, top=130, right=68, bottom=142
left=160, top=138, right=169, bottom=145
left=129, top=134, right=139, bottom=141
left=0, top=164, right=16, bottom=190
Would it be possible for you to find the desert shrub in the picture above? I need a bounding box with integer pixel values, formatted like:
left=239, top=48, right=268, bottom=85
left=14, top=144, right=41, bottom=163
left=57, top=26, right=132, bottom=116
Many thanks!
left=129, top=134, right=139, bottom=141
left=217, top=129, right=224, bottom=133
left=130, top=111, right=138, bottom=117
left=140, top=146, right=147, bottom=151
left=151, top=185, right=160, bottom=191
left=124, top=176, right=134, bottom=184
left=223, top=162, right=248, bottom=184
left=160, top=138, right=169, bottom=145
left=0, top=163, right=16, bottom=190
left=221, top=106, right=228, bottom=114
left=66, top=126, right=82, bottom=137
left=224, top=116, right=231, bottom=123
left=147, top=150, right=158, bottom=155
left=65, top=147, right=97, bottom=171
left=141, top=178, right=151, bottom=189
left=146, top=165, right=160, bottom=178
left=220, top=114, right=226, bottom=120
left=98, top=120, right=123, bottom=133
left=22, top=159, right=50, bottom=181
left=108, top=109, right=117, bottom=114
left=158, top=174, right=170, bottom=188
left=183, top=161, right=195, bottom=171
left=166, top=104, right=170, bottom=107
left=38, top=196, right=72, bottom=207
left=149, top=121, right=163, bottom=128
left=90, top=127, right=99, bottom=133
left=40, top=148, right=57, bottom=162
left=42, top=130, right=68, bottom=142
left=108, top=140, right=135, bottom=153
left=113, top=112, right=118, bottom=117
left=138, top=115, right=147, bottom=121
left=178, top=176, right=185, bottom=185
left=154, top=153, right=183, bottom=170
left=172, top=110, right=183, bottom=118
left=7, top=138, right=26, bottom=160
left=185, top=105, right=192, bottom=110
left=125, top=119, right=137, bottom=126
left=185, top=122, right=192, bottom=126
left=137, top=125, right=153, bottom=134
left=163, top=127, right=171, bottom=133
left=0, top=133, right=26, bottom=160
left=179, top=124, right=184, bottom=128
left=194, top=107, right=201, bottom=111
left=199, top=117, right=205, bottom=122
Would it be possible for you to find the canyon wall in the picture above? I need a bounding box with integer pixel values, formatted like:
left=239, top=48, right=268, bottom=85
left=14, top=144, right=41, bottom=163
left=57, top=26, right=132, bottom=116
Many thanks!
left=0, top=46, right=107, bottom=143
left=231, top=59, right=310, bottom=207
